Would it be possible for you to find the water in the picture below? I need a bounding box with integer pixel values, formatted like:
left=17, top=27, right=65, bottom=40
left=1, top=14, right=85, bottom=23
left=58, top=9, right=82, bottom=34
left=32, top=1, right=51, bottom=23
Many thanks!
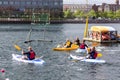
left=0, top=23, right=120, bottom=80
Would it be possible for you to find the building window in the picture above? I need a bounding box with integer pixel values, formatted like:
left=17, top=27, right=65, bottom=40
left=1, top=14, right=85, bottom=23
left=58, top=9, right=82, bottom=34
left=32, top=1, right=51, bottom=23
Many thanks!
left=21, top=2, right=25, bottom=5
left=0, top=1, right=2, bottom=5
left=26, top=1, right=31, bottom=5
left=54, top=2, right=58, bottom=5
left=60, top=1, right=63, bottom=6
left=15, top=1, right=19, bottom=5
left=3, top=1, right=8, bottom=5
left=44, top=2, right=48, bottom=6
left=9, top=1, right=14, bottom=5
left=38, top=1, right=42, bottom=6
left=32, top=2, right=37, bottom=5
left=49, top=2, right=54, bottom=7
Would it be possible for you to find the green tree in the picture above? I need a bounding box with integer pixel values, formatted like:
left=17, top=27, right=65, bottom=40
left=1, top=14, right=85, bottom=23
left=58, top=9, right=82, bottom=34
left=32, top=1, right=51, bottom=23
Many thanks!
left=102, top=11, right=108, bottom=18
left=73, top=9, right=84, bottom=18
left=63, top=9, right=73, bottom=18
left=96, top=11, right=107, bottom=18
left=107, top=11, right=114, bottom=19
left=88, top=9, right=97, bottom=18
left=115, top=9, right=120, bottom=18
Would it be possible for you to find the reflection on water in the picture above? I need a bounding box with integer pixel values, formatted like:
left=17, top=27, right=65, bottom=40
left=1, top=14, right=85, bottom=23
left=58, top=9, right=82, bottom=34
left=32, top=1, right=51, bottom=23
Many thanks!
left=91, top=42, right=120, bottom=47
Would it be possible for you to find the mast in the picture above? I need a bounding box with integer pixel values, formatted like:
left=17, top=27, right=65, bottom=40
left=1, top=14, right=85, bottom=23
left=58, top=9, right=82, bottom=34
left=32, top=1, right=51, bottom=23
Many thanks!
left=84, top=0, right=89, bottom=38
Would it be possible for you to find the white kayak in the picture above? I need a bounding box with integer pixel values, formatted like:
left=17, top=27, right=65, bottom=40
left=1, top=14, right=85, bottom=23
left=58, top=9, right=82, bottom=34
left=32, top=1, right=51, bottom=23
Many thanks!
left=75, top=49, right=87, bottom=54
left=12, top=54, right=45, bottom=64
left=70, top=54, right=106, bottom=63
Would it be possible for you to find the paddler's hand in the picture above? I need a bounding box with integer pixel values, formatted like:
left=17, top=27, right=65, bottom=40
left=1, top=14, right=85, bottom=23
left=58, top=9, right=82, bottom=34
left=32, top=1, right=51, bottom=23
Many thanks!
left=22, top=49, right=24, bottom=54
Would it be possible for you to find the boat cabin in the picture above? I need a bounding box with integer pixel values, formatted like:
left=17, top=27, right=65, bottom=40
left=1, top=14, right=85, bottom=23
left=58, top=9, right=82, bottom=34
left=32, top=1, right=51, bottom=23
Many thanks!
left=83, top=26, right=119, bottom=43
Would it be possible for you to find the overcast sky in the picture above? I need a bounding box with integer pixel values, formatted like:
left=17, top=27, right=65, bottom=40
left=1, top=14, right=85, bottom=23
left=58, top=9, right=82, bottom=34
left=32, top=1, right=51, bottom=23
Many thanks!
left=63, top=0, right=119, bottom=5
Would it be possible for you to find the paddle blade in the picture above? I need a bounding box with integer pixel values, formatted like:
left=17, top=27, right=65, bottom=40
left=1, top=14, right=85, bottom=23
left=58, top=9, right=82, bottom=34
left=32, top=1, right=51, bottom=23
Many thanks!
left=87, top=48, right=91, bottom=53
left=14, top=45, right=21, bottom=51
left=97, top=53, right=102, bottom=58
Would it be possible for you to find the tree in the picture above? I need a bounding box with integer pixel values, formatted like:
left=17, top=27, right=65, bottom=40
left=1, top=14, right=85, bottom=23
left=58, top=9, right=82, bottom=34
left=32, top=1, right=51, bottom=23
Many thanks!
left=107, top=10, right=114, bottom=19
left=73, top=9, right=84, bottom=18
left=63, top=9, right=73, bottom=18
left=96, top=11, right=107, bottom=19
left=115, top=9, right=120, bottom=19
left=88, top=9, right=97, bottom=19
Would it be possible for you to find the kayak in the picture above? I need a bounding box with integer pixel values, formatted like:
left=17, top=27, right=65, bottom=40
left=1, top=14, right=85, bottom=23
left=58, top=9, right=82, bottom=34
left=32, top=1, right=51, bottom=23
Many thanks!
left=75, top=48, right=87, bottom=54
left=53, top=47, right=78, bottom=51
left=53, top=44, right=79, bottom=51
left=12, top=54, right=45, bottom=64
left=69, top=54, right=106, bottom=63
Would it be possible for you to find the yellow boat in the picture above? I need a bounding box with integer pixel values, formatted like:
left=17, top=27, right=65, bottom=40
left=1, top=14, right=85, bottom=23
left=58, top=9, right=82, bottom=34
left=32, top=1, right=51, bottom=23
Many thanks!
left=53, top=44, right=79, bottom=51
left=83, top=26, right=119, bottom=43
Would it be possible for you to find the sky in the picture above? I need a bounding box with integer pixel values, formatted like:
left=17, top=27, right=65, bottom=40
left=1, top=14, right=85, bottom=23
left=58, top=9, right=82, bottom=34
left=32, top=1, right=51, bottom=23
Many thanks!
left=63, top=0, right=119, bottom=5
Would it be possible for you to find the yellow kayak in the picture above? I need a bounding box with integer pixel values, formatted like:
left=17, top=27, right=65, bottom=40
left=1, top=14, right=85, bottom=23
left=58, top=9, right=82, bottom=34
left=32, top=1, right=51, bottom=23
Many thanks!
left=53, top=44, right=79, bottom=51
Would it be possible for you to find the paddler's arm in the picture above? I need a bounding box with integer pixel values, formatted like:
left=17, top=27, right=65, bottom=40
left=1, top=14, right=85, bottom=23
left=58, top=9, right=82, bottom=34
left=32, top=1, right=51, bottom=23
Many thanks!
left=85, top=44, right=89, bottom=48
left=22, top=49, right=24, bottom=55
left=22, top=49, right=29, bottom=55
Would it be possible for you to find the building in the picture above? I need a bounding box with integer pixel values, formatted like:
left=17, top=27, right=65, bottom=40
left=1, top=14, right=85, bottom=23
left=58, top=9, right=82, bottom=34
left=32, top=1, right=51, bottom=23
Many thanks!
left=92, top=4, right=99, bottom=12
left=0, top=0, right=63, bottom=19
left=92, top=0, right=120, bottom=12
left=63, top=4, right=93, bottom=12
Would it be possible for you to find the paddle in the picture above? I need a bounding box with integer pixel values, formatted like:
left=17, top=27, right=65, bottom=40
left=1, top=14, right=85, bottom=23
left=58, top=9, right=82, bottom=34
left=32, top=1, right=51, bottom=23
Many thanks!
left=97, top=53, right=102, bottom=58
left=14, top=44, right=21, bottom=51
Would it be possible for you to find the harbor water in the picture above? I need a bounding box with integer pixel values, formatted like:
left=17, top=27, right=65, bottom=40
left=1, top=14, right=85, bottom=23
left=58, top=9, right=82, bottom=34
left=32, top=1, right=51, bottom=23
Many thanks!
left=0, top=23, right=120, bottom=80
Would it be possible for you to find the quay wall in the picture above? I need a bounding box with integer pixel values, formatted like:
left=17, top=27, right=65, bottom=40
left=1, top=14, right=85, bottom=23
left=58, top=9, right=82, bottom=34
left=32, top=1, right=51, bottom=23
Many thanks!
left=0, top=18, right=119, bottom=24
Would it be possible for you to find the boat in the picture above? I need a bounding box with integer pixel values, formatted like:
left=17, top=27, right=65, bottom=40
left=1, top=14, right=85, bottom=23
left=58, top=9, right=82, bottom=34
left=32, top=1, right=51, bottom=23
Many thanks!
left=69, top=54, right=106, bottom=63
left=53, top=44, right=79, bottom=51
left=12, top=54, right=45, bottom=64
left=75, top=48, right=87, bottom=54
left=83, top=26, right=120, bottom=43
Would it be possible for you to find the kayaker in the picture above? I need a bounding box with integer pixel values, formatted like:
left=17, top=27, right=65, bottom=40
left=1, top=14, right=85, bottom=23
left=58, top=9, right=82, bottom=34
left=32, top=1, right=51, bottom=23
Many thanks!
left=64, top=39, right=73, bottom=48
left=22, top=46, right=36, bottom=60
left=74, top=37, right=80, bottom=45
left=87, top=47, right=98, bottom=59
left=79, top=40, right=88, bottom=49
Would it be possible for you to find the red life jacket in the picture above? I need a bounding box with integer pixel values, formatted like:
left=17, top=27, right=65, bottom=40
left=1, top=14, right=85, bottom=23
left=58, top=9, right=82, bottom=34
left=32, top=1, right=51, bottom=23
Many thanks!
left=94, top=52, right=97, bottom=59
left=30, top=51, right=35, bottom=59
left=80, top=43, right=85, bottom=49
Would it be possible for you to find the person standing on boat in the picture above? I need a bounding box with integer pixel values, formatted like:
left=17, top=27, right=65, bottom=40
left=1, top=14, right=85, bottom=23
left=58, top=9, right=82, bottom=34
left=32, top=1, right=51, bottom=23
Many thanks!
left=22, top=46, right=36, bottom=60
left=79, top=40, right=88, bottom=49
left=87, top=47, right=98, bottom=59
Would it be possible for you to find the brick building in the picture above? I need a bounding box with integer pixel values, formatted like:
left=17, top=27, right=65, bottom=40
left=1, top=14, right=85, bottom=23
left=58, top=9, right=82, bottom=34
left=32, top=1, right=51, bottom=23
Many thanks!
left=92, top=0, right=120, bottom=12
left=63, top=4, right=93, bottom=12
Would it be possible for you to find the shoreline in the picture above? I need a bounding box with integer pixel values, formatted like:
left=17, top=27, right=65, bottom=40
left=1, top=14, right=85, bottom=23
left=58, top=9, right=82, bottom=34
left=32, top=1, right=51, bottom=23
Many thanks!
left=0, top=18, right=119, bottom=24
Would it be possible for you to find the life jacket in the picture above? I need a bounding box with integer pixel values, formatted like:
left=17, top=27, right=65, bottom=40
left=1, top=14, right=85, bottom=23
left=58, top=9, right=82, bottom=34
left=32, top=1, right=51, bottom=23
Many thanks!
left=66, top=41, right=72, bottom=47
left=94, top=52, right=97, bottom=59
left=90, top=51, right=97, bottom=59
left=29, top=51, right=35, bottom=60
left=80, top=43, right=85, bottom=49
left=66, top=41, right=70, bottom=46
